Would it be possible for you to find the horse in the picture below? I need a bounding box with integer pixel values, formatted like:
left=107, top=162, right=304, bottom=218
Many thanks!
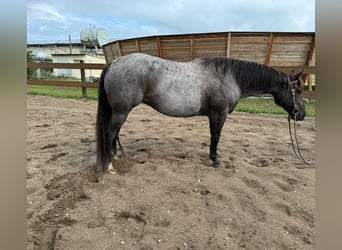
left=96, top=53, right=306, bottom=172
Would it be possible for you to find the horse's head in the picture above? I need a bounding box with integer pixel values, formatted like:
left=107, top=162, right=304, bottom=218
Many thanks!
left=274, top=71, right=306, bottom=121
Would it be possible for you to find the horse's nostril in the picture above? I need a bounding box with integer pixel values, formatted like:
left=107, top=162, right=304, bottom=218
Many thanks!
left=293, top=109, right=299, bottom=115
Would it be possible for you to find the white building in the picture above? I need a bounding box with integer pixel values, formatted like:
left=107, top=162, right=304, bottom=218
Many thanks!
left=28, top=42, right=106, bottom=80
left=51, top=53, right=104, bottom=79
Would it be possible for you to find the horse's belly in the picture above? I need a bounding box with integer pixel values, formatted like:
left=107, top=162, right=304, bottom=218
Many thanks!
left=147, top=92, right=202, bottom=117
left=158, top=99, right=201, bottom=117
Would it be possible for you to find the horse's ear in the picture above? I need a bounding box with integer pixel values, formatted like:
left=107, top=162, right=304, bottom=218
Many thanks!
left=294, top=70, right=304, bottom=80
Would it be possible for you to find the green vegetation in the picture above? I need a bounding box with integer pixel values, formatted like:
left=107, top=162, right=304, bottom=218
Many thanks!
left=27, top=85, right=98, bottom=100
left=27, top=50, right=35, bottom=78
left=28, top=69, right=54, bottom=79
left=27, top=85, right=315, bottom=117
left=236, top=97, right=315, bottom=117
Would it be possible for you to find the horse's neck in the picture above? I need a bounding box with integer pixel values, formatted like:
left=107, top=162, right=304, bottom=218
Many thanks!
left=235, top=67, right=285, bottom=98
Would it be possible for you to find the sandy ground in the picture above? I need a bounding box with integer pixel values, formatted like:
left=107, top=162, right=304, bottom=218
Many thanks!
left=27, top=95, right=315, bottom=250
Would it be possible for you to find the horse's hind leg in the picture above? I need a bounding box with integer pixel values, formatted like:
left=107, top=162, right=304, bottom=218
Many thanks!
left=109, top=111, right=128, bottom=160
left=111, top=132, right=124, bottom=157
left=116, top=134, right=125, bottom=154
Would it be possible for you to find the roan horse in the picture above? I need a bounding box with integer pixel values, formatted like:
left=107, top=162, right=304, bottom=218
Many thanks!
left=96, top=53, right=306, bottom=172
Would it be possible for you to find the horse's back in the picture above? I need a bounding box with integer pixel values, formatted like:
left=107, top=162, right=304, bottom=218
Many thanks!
left=141, top=54, right=207, bottom=116
left=104, top=53, right=208, bottom=116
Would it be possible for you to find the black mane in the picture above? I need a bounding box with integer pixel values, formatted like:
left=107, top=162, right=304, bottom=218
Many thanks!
left=200, top=57, right=287, bottom=91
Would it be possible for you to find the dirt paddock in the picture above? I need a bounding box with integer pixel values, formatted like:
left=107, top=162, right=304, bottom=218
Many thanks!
left=27, top=95, right=315, bottom=249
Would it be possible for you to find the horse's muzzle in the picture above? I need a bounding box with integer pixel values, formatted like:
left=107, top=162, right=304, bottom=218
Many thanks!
left=290, top=109, right=305, bottom=121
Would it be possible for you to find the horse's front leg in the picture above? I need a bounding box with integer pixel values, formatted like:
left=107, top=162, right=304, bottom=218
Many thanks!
left=208, top=109, right=228, bottom=167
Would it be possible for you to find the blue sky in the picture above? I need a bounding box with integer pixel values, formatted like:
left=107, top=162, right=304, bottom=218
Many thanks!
left=27, top=0, right=315, bottom=44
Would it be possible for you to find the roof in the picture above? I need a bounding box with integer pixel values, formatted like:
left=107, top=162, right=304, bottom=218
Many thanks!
left=28, top=42, right=83, bottom=47
left=51, top=53, right=86, bottom=56
left=102, top=31, right=315, bottom=70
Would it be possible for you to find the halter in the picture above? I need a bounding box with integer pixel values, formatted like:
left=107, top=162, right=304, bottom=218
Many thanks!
left=284, top=76, right=313, bottom=167
left=288, top=112, right=313, bottom=168
left=279, top=76, right=299, bottom=106
left=277, top=75, right=312, bottom=167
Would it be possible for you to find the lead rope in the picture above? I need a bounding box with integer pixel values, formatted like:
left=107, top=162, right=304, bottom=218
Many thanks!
left=288, top=88, right=313, bottom=167
left=288, top=116, right=313, bottom=167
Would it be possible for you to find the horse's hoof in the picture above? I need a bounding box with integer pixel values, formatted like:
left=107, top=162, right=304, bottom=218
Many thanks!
left=106, top=163, right=116, bottom=174
left=107, top=162, right=114, bottom=171
left=213, top=159, right=221, bottom=168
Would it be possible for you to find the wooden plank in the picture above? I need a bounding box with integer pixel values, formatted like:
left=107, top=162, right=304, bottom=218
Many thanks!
left=120, top=40, right=139, bottom=54
left=120, top=41, right=141, bottom=55
left=161, top=38, right=192, bottom=45
left=231, top=37, right=269, bottom=44
left=163, top=52, right=191, bottom=58
left=156, top=37, right=163, bottom=58
left=265, top=33, right=274, bottom=65
left=193, top=46, right=227, bottom=52
left=271, top=44, right=311, bottom=52
left=226, top=32, right=231, bottom=57
left=230, top=47, right=268, bottom=54
left=116, top=41, right=122, bottom=57
left=161, top=45, right=191, bottom=50
left=135, top=39, right=140, bottom=52
left=190, top=36, right=194, bottom=60
left=231, top=42, right=269, bottom=47
left=302, top=90, right=315, bottom=99
left=103, top=46, right=114, bottom=63
left=164, top=49, right=190, bottom=55
left=27, top=79, right=99, bottom=88
left=162, top=43, right=191, bottom=49
left=229, top=55, right=267, bottom=64
left=269, top=58, right=308, bottom=66
left=162, top=48, right=192, bottom=53
left=80, top=60, right=87, bottom=97
left=194, top=51, right=226, bottom=58
left=193, top=40, right=227, bottom=46
left=121, top=48, right=140, bottom=55
left=193, top=37, right=227, bottom=42
left=272, top=66, right=315, bottom=74
left=194, top=44, right=230, bottom=50
left=27, top=62, right=105, bottom=69
left=308, top=75, right=313, bottom=91
left=164, top=57, right=191, bottom=62
left=139, top=51, right=159, bottom=57
left=306, top=36, right=315, bottom=63
left=231, top=32, right=270, bottom=37
left=110, top=45, right=116, bottom=62
left=138, top=40, right=159, bottom=56
left=156, top=33, right=227, bottom=41
left=104, top=43, right=119, bottom=61
left=272, top=35, right=313, bottom=42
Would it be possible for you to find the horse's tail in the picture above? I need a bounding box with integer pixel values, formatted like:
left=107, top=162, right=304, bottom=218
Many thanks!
left=96, top=63, right=112, bottom=172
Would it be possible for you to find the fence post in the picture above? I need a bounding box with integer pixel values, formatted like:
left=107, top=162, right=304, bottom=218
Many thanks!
left=308, top=74, right=313, bottom=92
left=80, top=60, right=87, bottom=98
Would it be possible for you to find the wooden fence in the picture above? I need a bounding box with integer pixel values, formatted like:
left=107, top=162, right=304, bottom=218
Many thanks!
left=27, top=61, right=315, bottom=99
left=27, top=61, right=104, bottom=97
